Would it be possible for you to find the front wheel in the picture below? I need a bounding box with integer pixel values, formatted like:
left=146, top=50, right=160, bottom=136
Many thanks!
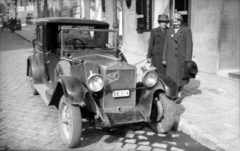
left=58, top=95, right=82, bottom=148
left=148, top=93, right=176, bottom=133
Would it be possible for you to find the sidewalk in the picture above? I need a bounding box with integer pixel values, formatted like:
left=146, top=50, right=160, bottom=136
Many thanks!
left=15, top=25, right=240, bottom=151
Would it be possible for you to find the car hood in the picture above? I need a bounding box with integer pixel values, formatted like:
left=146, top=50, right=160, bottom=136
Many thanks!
left=73, top=54, right=118, bottom=67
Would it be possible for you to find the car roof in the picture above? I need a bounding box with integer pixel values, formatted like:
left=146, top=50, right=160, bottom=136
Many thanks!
left=35, top=17, right=109, bottom=27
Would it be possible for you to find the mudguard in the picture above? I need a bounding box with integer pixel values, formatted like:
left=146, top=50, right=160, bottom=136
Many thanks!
left=27, top=55, right=43, bottom=84
left=50, top=76, right=111, bottom=126
left=50, top=76, right=88, bottom=107
left=136, top=77, right=178, bottom=122
left=158, top=74, right=178, bottom=99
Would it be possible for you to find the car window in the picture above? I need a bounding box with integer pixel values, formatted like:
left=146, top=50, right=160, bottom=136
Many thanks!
left=59, top=25, right=114, bottom=50
left=59, top=25, right=95, bottom=48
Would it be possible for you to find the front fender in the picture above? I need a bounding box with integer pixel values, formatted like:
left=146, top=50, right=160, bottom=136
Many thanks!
left=136, top=77, right=177, bottom=122
left=158, top=74, right=178, bottom=99
left=50, top=76, right=88, bottom=107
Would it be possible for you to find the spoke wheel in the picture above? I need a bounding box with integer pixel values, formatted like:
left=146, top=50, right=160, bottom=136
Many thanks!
left=58, top=95, right=82, bottom=148
left=148, top=93, right=176, bottom=133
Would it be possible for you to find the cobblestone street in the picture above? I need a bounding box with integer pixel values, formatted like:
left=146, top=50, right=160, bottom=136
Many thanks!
left=0, top=31, right=213, bottom=151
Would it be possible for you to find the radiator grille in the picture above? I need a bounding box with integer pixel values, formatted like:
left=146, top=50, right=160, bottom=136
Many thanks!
left=103, top=68, right=136, bottom=109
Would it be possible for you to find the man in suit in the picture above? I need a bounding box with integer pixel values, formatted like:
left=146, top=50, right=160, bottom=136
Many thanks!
left=162, top=13, right=193, bottom=103
left=147, top=14, right=170, bottom=75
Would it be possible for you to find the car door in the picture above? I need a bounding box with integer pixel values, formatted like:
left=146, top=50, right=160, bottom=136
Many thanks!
left=45, top=24, right=61, bottom=86
left=45, top=51, right=61, bottom=86
left=33, top=25, right=48, bottom=84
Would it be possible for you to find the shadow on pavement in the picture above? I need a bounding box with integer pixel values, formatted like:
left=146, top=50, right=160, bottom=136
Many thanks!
left=172, top=79, right=201, bottom=135
left=182, top=79, right=202, bottom=99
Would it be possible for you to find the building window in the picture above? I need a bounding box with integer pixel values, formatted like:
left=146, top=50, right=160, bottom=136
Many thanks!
left=172, top=0, right=189, bottom=27
left=136, top=0, right=152, bottom=32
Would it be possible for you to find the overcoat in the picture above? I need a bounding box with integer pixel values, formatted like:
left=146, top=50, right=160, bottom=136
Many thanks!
left=162, top=26, right=193, bottom=87
left=147, top=27, right=167, bottom=75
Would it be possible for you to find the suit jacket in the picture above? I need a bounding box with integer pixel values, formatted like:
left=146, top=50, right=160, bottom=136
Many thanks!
left=147, top=27, right=168, bottom=75
left=162, top=26, right=193, bottom=87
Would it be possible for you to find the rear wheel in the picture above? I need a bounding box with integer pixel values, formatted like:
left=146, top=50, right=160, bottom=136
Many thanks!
left=58, top=95, right=82, bottom=148
left=148, top=93, right=176, bottom=133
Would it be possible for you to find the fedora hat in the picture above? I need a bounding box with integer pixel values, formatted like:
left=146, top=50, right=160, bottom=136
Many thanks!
left=158, top=14, right=170, bottom=22
left=182, top=61, right=198, bottom=79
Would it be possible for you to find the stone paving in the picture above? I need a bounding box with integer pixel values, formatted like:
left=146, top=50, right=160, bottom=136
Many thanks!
left=6, top=25, right=240, bottom=151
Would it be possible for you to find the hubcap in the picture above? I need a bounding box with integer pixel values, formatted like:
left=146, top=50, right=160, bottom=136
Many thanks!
left=62, top=102, right=71, bottom=138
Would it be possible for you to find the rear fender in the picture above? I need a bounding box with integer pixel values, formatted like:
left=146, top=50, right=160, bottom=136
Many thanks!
left=27, top=55, right=43, bottom=84
left=50, top=76, right=88, bottom=107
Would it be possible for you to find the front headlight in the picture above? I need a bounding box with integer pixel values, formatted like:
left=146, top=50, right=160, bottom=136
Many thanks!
left=142, top=70, right=158, bottom=88
left=87, top=74, right=104, bottom=92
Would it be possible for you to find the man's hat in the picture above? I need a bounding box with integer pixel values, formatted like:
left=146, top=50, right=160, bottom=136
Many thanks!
left=182, top=61, right=198, bottom=79
left=158, top=14, right=170, bottom=22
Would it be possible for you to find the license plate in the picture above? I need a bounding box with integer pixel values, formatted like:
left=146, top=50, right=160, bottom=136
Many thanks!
left=112, top=90, right=130, bottom=98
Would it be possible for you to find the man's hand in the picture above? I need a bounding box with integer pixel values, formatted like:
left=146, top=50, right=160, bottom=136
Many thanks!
left=162, top=60, right=167, bottom=66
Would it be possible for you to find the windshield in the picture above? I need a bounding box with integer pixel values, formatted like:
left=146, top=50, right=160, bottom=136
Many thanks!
left=59, top=25, right=117, bottom=51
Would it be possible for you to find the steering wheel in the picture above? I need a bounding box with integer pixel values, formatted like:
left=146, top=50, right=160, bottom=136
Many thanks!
left=64, top=38, right=86, bottom=49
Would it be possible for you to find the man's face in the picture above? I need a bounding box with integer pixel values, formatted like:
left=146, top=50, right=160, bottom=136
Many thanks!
left=173, top=19, right=181, bottom=28
left=159, top=21, right=168, bottom=29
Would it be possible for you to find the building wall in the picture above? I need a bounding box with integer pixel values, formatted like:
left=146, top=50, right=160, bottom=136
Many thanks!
left=190, top=0, right=223, bottom=74
left=122, top=0, right=145, bottom=55
left=219, top=0, right=240, bottom=71
left=191, top=0, right=240, bottom=74
left=16, top=0, right=36, bottom=24
left=122, top=0, right=169, bottom=56
left=152, top=0, right=169, bottom=28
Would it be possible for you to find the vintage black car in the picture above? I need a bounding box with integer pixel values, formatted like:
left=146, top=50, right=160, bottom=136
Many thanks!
left=26, top=17, right=178, bottom=148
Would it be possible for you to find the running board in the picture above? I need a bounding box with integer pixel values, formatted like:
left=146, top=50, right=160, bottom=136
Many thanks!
left=34, top=84, right=52, bottom=106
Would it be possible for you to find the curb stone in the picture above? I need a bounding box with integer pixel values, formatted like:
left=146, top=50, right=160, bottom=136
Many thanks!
left=177, top=118, right=236, bottom=151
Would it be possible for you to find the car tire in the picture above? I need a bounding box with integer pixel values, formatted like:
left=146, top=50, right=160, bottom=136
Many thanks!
left=56, top=61, right=71, bottom=76
left=58, top=95, right=82, bottom=148
left=148, top=93, right=176, bottom=133
left=29, top=64, right=39, bottom=95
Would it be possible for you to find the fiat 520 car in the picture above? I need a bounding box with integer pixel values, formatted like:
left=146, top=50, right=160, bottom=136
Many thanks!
left=26, top=17, right=178, bottom=148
